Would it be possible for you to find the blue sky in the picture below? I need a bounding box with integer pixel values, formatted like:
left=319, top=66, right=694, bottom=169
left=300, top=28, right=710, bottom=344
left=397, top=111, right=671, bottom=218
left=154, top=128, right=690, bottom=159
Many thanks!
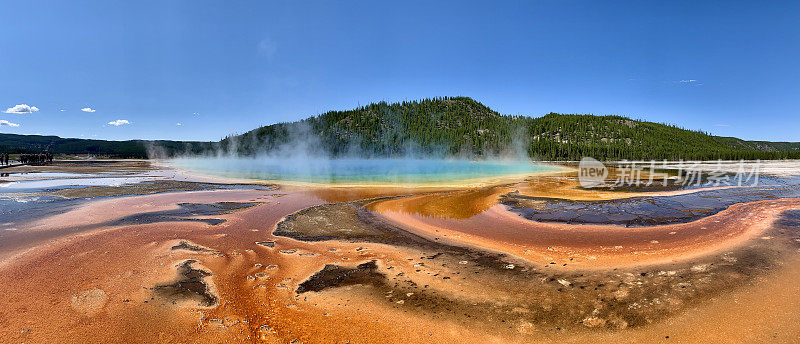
left=1, top=1, right=798, bottom=141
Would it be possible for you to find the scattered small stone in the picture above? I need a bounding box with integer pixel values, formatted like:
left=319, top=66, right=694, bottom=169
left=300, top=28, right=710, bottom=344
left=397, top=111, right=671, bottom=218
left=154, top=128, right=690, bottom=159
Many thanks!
left=613, top=288, right=629, bottom=300
left=71, top=289, right=108, bottom=317
left=721, top=255, right=737, bottom=263
left=258, top=324, right=276, bottom=338
left=582, top=316, right=606, bottom=328
left=516, top=320, right=535, bottom=334
left=255, top=241, right=276, bottom=248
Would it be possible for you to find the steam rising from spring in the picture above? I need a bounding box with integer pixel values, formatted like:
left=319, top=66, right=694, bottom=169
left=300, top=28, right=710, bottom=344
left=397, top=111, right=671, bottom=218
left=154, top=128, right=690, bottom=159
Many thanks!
left=152, top=104, right=551, bottom=184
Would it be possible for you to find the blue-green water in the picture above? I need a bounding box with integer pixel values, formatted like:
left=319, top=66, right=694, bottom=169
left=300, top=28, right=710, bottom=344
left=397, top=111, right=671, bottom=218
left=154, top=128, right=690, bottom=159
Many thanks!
left=166, top=158, right=556, bottom=184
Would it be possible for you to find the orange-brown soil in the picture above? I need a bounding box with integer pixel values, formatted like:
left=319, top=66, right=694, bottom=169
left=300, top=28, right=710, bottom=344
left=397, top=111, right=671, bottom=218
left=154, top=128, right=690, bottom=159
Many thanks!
left=0, top=163, right=798, bottom=343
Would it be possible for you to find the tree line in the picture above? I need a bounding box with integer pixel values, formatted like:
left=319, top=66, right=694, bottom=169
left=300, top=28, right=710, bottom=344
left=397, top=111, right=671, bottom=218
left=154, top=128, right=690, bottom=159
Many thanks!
left=224, top=97, right=800, bottom=161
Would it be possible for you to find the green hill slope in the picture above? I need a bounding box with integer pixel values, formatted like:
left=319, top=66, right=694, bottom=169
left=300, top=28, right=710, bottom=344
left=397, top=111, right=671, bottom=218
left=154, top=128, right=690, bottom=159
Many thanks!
left=224, top=97, right=800, bottom=160
left=3, top=97, right=797, bottom=160
left=714, top=136, right=800, bottom=153
left=224, top=97, right=521, bottom=157
left=0, top=133, right=212, bottom=158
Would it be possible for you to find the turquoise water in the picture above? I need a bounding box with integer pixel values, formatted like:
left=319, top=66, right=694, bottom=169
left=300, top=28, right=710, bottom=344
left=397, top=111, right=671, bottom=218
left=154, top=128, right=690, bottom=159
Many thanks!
left=166, top=158, right=555, bottom=184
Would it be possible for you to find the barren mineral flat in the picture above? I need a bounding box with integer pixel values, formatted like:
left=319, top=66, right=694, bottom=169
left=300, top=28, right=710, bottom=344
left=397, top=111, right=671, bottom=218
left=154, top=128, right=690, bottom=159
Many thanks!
left=0, top=160, right=798, bottom=343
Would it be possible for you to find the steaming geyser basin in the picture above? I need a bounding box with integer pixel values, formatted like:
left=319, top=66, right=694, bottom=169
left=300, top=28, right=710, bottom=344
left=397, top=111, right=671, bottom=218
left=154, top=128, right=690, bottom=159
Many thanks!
left=165, top=158, right=556, bottom=185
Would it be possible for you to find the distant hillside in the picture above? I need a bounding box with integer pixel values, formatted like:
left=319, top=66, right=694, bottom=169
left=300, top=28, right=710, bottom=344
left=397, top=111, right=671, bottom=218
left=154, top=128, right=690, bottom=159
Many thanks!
left=223, top=97, right=521, bottom=158
left=224, top=96, right=800, bottom=160
left=3, top=97, right=798, bottom=160
left=714, top=136, right=800, bottom=153
left=0, top=133, right=212, bottom=158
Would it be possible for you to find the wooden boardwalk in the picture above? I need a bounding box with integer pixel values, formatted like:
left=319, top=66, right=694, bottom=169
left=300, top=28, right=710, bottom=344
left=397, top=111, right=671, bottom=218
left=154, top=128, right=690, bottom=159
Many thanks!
left=0, top=162, right=35, bottom=169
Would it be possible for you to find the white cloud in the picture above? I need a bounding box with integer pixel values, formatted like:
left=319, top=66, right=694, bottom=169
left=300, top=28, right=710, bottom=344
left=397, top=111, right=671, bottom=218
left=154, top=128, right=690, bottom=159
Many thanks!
left=4, top=104, right=39, bottom=114
left=176, top=122, right=182, bottom=126
left=59, top=109, right=66, bottom=112
left=108, top=119, right=130, bottom=126
left=82, top=107, right=96, bottom=112
left=0, top=119, right=20, bottom=127
left=257, top=38, right=277, bottom=58
left=677, top=79, right=703, bottom=86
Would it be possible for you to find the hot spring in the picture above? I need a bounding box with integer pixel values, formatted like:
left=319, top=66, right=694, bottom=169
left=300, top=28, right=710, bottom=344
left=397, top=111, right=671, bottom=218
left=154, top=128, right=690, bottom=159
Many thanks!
left=165, top=157, right=557, bottom=185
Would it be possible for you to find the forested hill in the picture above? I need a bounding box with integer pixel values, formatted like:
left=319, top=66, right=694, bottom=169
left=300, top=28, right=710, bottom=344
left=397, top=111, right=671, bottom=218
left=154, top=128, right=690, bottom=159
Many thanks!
left=223, top=97, right=800, bottom=160
left=0, top=133, right=212, bottom=158
left=3, top=97, right=798, bottom=160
